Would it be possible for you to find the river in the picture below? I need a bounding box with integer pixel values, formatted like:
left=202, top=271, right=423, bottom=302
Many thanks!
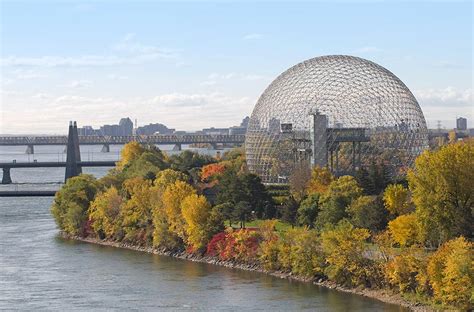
left=0, top=145, right=406, bottom=311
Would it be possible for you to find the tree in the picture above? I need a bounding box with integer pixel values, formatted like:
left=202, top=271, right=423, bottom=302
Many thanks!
left=89, top=186, right=123, bottom=239
left=387, top=213, right=420, bottom=247
left=181, top=194, right=213, bottom=249
left=315, top=175, right=363, bottom=229
left=385, top=248, right=427, bottom=293
left=216, top=170, right=274, bottom=219
left=51, top=174, right=100, bottom=236
left=117, top=141, right=145, bottom=170
left=408, top=140, right=474, bottom=245
left=240, top=173, right=274, bottom=219
left=162, top=180, right=196, bottom=238
left=121, top=177, right=154, bottom=244
left=347, top=195, right=387, bottom=232
left=214, top=202, right=234, bottom=226
left=154, top=169, right=188, bottom=190
left=306, top=166, right=334, bottom=195
left=383, top=184, right=413, bottom=216
left=281, top=196, right=298, bottom=227
left=289, top=162, right=311, bottom=202
left=427, top=237, right=473, bottom=310
left=201, top=163, right=226, bottom=182
left=169, top=150, right=215, bottom=172
left=233, top=201, right=253, bottom=228
left=297, top=193, right=320, bottom=227
left=321, top=220, right=377, bottom=287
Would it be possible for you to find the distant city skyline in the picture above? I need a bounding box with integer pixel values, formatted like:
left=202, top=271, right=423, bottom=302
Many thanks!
left=1, top=1, right=472, bottom=134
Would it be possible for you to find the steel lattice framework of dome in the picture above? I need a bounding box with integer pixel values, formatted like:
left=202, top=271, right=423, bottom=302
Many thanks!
left=245, top=55, right=428, bottom=184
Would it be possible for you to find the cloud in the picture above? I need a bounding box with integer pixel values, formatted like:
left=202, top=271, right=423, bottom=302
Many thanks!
left=414, top=87, right=473, bottom=128
left=201, top=72, right=267, bottom=86
left=243, top=33, right=263, bottom=40
left=107, top=74, right=128, bottom=80
left=414, top=87, right=472, bottom=107
left=353, top=46, right=382, bottom=53
left=1, top=92, right=255, bottom=133
left=61, top=80, right=92, bottom=88
left=1, top=34, right=179, bottom=67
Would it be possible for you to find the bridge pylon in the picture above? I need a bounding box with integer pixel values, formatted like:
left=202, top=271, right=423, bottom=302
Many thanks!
left=65, top=121, right=82, bottom=182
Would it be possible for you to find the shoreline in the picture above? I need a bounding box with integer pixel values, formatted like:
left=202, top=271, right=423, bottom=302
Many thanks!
left=64, top=234, right=433, bottom=312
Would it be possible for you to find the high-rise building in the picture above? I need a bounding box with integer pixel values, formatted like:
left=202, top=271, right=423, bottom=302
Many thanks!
left=119, top=118, right=133, bottom=136
left=456, top=117, right=467, bottom=131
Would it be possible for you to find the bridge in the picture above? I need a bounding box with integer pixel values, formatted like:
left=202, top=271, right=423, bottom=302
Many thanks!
left=0, top=134, right=246, bottom=153
left=0, top=161, right=116, bottom=184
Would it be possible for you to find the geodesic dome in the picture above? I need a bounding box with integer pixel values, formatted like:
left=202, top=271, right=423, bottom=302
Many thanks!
left=245, top=55, right=428, bottom=184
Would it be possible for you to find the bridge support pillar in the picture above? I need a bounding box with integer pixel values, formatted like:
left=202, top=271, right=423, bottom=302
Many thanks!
left=65, top=121, right=82, bottom=182
left=101, top=143, right=110, bottom=153
left=2, top=168, right=12, bottom=184
left=26, top=144, right=34, bottom=154
left=209, top=143, right=218, bottom=150
left=172, top=143, right=182, bottom=151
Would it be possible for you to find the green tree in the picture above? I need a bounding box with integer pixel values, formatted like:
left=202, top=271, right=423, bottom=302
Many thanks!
left=347, top=195, right=387, bottom=232
left=408, top=140, right=474, bottom=245
left=51, top=174, right=100, bottom=236
left=233, top=201, right=253, bottom=228
left=169, top=150, right=215, bottom=172
left=281, top=196, right=298, bottom=227
left=297, top=193, right=320, bottom=227
left=315, top=176, right=363, bottom=229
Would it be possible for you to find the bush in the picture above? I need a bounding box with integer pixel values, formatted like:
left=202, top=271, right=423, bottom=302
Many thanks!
left=206, top=229, right=262, bottom=262
left=51, top=174, right=100, bottom=236
left=321, top=220, right=378, bottom=287
left=385, top=249, right=427, bottom=293
left=427, top=237, right=473, bottom=309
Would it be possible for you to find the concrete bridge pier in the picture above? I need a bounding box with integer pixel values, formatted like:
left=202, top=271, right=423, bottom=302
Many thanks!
left=2, top=168, right=12, bottom=184
left=26, top=144, right=34, bottom=154
left=172, top=143, right=182, bottom=151
left=209, top=143, right=218, bottom=150
left=101, top=143, right=110, bottom=153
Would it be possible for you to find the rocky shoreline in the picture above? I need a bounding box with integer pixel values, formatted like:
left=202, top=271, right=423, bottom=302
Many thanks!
left=64, top=234, right=433, bottom=312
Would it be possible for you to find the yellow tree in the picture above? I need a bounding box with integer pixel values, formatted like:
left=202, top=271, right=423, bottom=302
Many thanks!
left=181, top=194, right=212, bottom=249
left=408, top=140, right=474, bottom=245
left=306, top=166, right=334, bottom=195
left=162, top=180, right=196, bottom=239
left=117, top=141, right=145, bottom=170
left=89, top=186, right=123, bottom=238
left=383, top=184, right=413, bottom=216
left=121, top=177, right=153, bottom=243
left=150, top=169, right=188, bottom=249
left=387, top=213, right=420, bottom=247
left=321, top=220, right=374, bottom=287
left=427, top=237, right=473, bottom=310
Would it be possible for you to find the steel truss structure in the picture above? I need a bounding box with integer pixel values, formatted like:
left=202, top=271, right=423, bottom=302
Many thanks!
left=245, top=55, right=428, bottom=183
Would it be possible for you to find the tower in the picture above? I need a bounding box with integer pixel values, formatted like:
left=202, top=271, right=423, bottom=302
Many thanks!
left=65, top=121, right=82, bottom=182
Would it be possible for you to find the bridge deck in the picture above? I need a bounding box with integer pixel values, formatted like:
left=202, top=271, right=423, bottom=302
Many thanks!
left=0, top=161, right=116, bottom=168
left=0, top=190, right=57, bottom=197
left=0, top=134, right=246, bottom=146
